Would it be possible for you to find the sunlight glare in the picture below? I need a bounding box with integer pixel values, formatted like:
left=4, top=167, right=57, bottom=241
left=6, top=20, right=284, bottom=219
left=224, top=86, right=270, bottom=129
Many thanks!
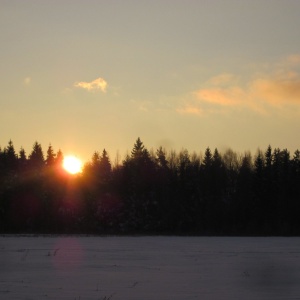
left=63, top=155, right=82, bottom=174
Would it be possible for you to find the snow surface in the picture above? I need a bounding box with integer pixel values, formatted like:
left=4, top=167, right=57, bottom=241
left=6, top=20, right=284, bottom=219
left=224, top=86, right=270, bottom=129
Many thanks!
left=1, top=236, right=300, bottom=299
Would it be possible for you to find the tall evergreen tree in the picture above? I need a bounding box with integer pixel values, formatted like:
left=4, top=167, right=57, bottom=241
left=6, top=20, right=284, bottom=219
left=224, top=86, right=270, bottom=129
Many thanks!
left=265, top=145, right=273, bottom=169
left=28, top=141, right=45, bottom=170
left=46, top=144, right=56, bottom=166
left=121, top=138, right=157, bottom=231
left=254, top=150, right=264, bottom=176
left=91, top=151, right=100, bottom=167
left=233, top=152, right=254, bottom=233
left=18, top=147, right=27, bottom=172
left=203, top=147, right=212, bottom=169
left=4, top=140, right=18, bottom=172
left=253, top=150, right=266, bottom=231
left=212, top=148, right=222, bottom=168
left=131, top=137, right=145, bottom=159
left=99, top=149, right=112, bottom=179
left=264, top=145, right=273, bottom=208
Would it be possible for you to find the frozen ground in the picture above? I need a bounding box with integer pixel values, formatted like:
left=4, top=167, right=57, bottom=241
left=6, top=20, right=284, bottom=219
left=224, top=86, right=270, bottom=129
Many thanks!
left=1, top=236, right=300, bottom=300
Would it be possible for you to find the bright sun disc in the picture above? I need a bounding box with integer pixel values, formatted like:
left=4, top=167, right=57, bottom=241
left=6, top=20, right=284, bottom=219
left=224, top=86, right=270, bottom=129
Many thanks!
left=63, top=156, right=82, bottom=174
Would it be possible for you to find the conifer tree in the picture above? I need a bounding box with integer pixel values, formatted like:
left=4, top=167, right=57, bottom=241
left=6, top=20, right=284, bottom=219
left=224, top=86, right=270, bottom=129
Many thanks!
left=55, top=149, right=64, bottom=166
left=91, top=151, right=100, bottom=167
left=18, top=147, right=27, bottom=172
left=234, top=152, right=253, bottom=233
left=254, top=150, right=264, bottom=176
left=265, top=145, right=273, bottom=169
left=213, top=148, right=222, bottom=167
left=5, top=140, right=18, bottom=171
left=28, top=141, right=45, bottom=170
left=46, top=144, right=56, bottom=166
left=131, top=137, right=144, bottom=159
left=203, top=147, right=212, bottom=168
left=99, top=149, right=112, bottom=177
left=253, top=150, right=265, bottom=229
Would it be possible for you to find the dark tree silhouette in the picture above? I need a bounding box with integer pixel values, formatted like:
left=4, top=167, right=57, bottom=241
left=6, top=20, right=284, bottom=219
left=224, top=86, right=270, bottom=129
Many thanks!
left=46, top=144, right=56, bottom=166
left=99, top=149, right=112, bottom=182
left=233, top=152, right=254, bottom=234
left=28, top=141, right=45, bottom=171
left=4, top=140, right=18, bottom=172
left=0, top=138, right=300, bottom=235
left=18, top=147, right=27, bottom=171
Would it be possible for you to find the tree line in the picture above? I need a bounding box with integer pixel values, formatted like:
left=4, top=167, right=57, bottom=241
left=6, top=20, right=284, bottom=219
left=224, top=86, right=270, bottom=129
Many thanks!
left=0, top=138, right=300, bottom=235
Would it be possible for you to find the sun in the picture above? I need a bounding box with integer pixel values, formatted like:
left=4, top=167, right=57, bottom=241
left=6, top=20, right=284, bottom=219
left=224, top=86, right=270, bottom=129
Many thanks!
left=63, top=155, right=83, bottom=174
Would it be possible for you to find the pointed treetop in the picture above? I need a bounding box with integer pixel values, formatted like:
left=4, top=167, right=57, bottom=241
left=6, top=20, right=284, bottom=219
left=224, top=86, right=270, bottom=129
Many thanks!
left=254, top=150, right=264, bottom=173
left=101, top=149, right=109, bottom=160
left=46, top=144, right=56, bottom=166
left=265, top=145, right=273, bottom=167
left=19, top=147, right=27, bottom=161
left=203, top=147, right=212, bottom=167
left=99, top=148, right=112, bottom=176
left=131, top=137, right=145, bottom=158
left=5, top=139, right=16, bottom=156
left=28, top=141, right=45, bottom=169
left=91, top=151, right=100, bottom=166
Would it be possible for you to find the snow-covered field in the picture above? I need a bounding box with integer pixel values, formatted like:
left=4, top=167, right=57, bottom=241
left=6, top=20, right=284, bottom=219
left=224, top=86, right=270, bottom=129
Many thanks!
left=1, top=236, right=300, bottom=300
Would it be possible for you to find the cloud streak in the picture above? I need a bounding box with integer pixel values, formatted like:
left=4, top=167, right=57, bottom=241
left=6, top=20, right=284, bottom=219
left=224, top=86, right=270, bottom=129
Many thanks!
left=179, top=56, right=300, bottom=116
left=74, top=77, right=107, bottom=92
left=196, top=86, right=245, bottom=107
left=250, top=75, right=300, bottom=106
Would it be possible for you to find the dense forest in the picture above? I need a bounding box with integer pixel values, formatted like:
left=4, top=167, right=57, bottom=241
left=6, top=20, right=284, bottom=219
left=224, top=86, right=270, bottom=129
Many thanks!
left=0, top=138, right=300, bottom=235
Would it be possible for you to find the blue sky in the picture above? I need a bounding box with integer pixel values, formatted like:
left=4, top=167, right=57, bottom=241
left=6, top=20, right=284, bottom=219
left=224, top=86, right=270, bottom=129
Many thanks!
left=1, top=0, right=300, bottom=162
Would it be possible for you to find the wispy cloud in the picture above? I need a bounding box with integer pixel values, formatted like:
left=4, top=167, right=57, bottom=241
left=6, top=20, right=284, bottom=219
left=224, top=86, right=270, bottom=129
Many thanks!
left=74, top=77, right=107, bottom=92
left=250, top=72, right=300, bottom=107
left=179, top=55, right=300, bottom=116
left=195, top=86, right=245, bottom=107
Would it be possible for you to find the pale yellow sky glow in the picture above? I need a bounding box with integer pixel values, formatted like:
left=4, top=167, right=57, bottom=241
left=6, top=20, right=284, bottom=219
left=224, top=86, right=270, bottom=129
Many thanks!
left=1, top=1, right=300, bottom=162
left=23, top=76, right=31, bottom=86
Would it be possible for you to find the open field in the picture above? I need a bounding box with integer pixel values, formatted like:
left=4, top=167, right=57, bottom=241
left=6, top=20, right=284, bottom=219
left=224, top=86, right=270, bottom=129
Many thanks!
left=1, top=236, right=300, bottom=299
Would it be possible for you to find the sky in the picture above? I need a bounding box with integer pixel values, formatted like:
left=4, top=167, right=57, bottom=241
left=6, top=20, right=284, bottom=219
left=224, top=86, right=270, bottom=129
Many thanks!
left=1, top=0, right=300, bottom=163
